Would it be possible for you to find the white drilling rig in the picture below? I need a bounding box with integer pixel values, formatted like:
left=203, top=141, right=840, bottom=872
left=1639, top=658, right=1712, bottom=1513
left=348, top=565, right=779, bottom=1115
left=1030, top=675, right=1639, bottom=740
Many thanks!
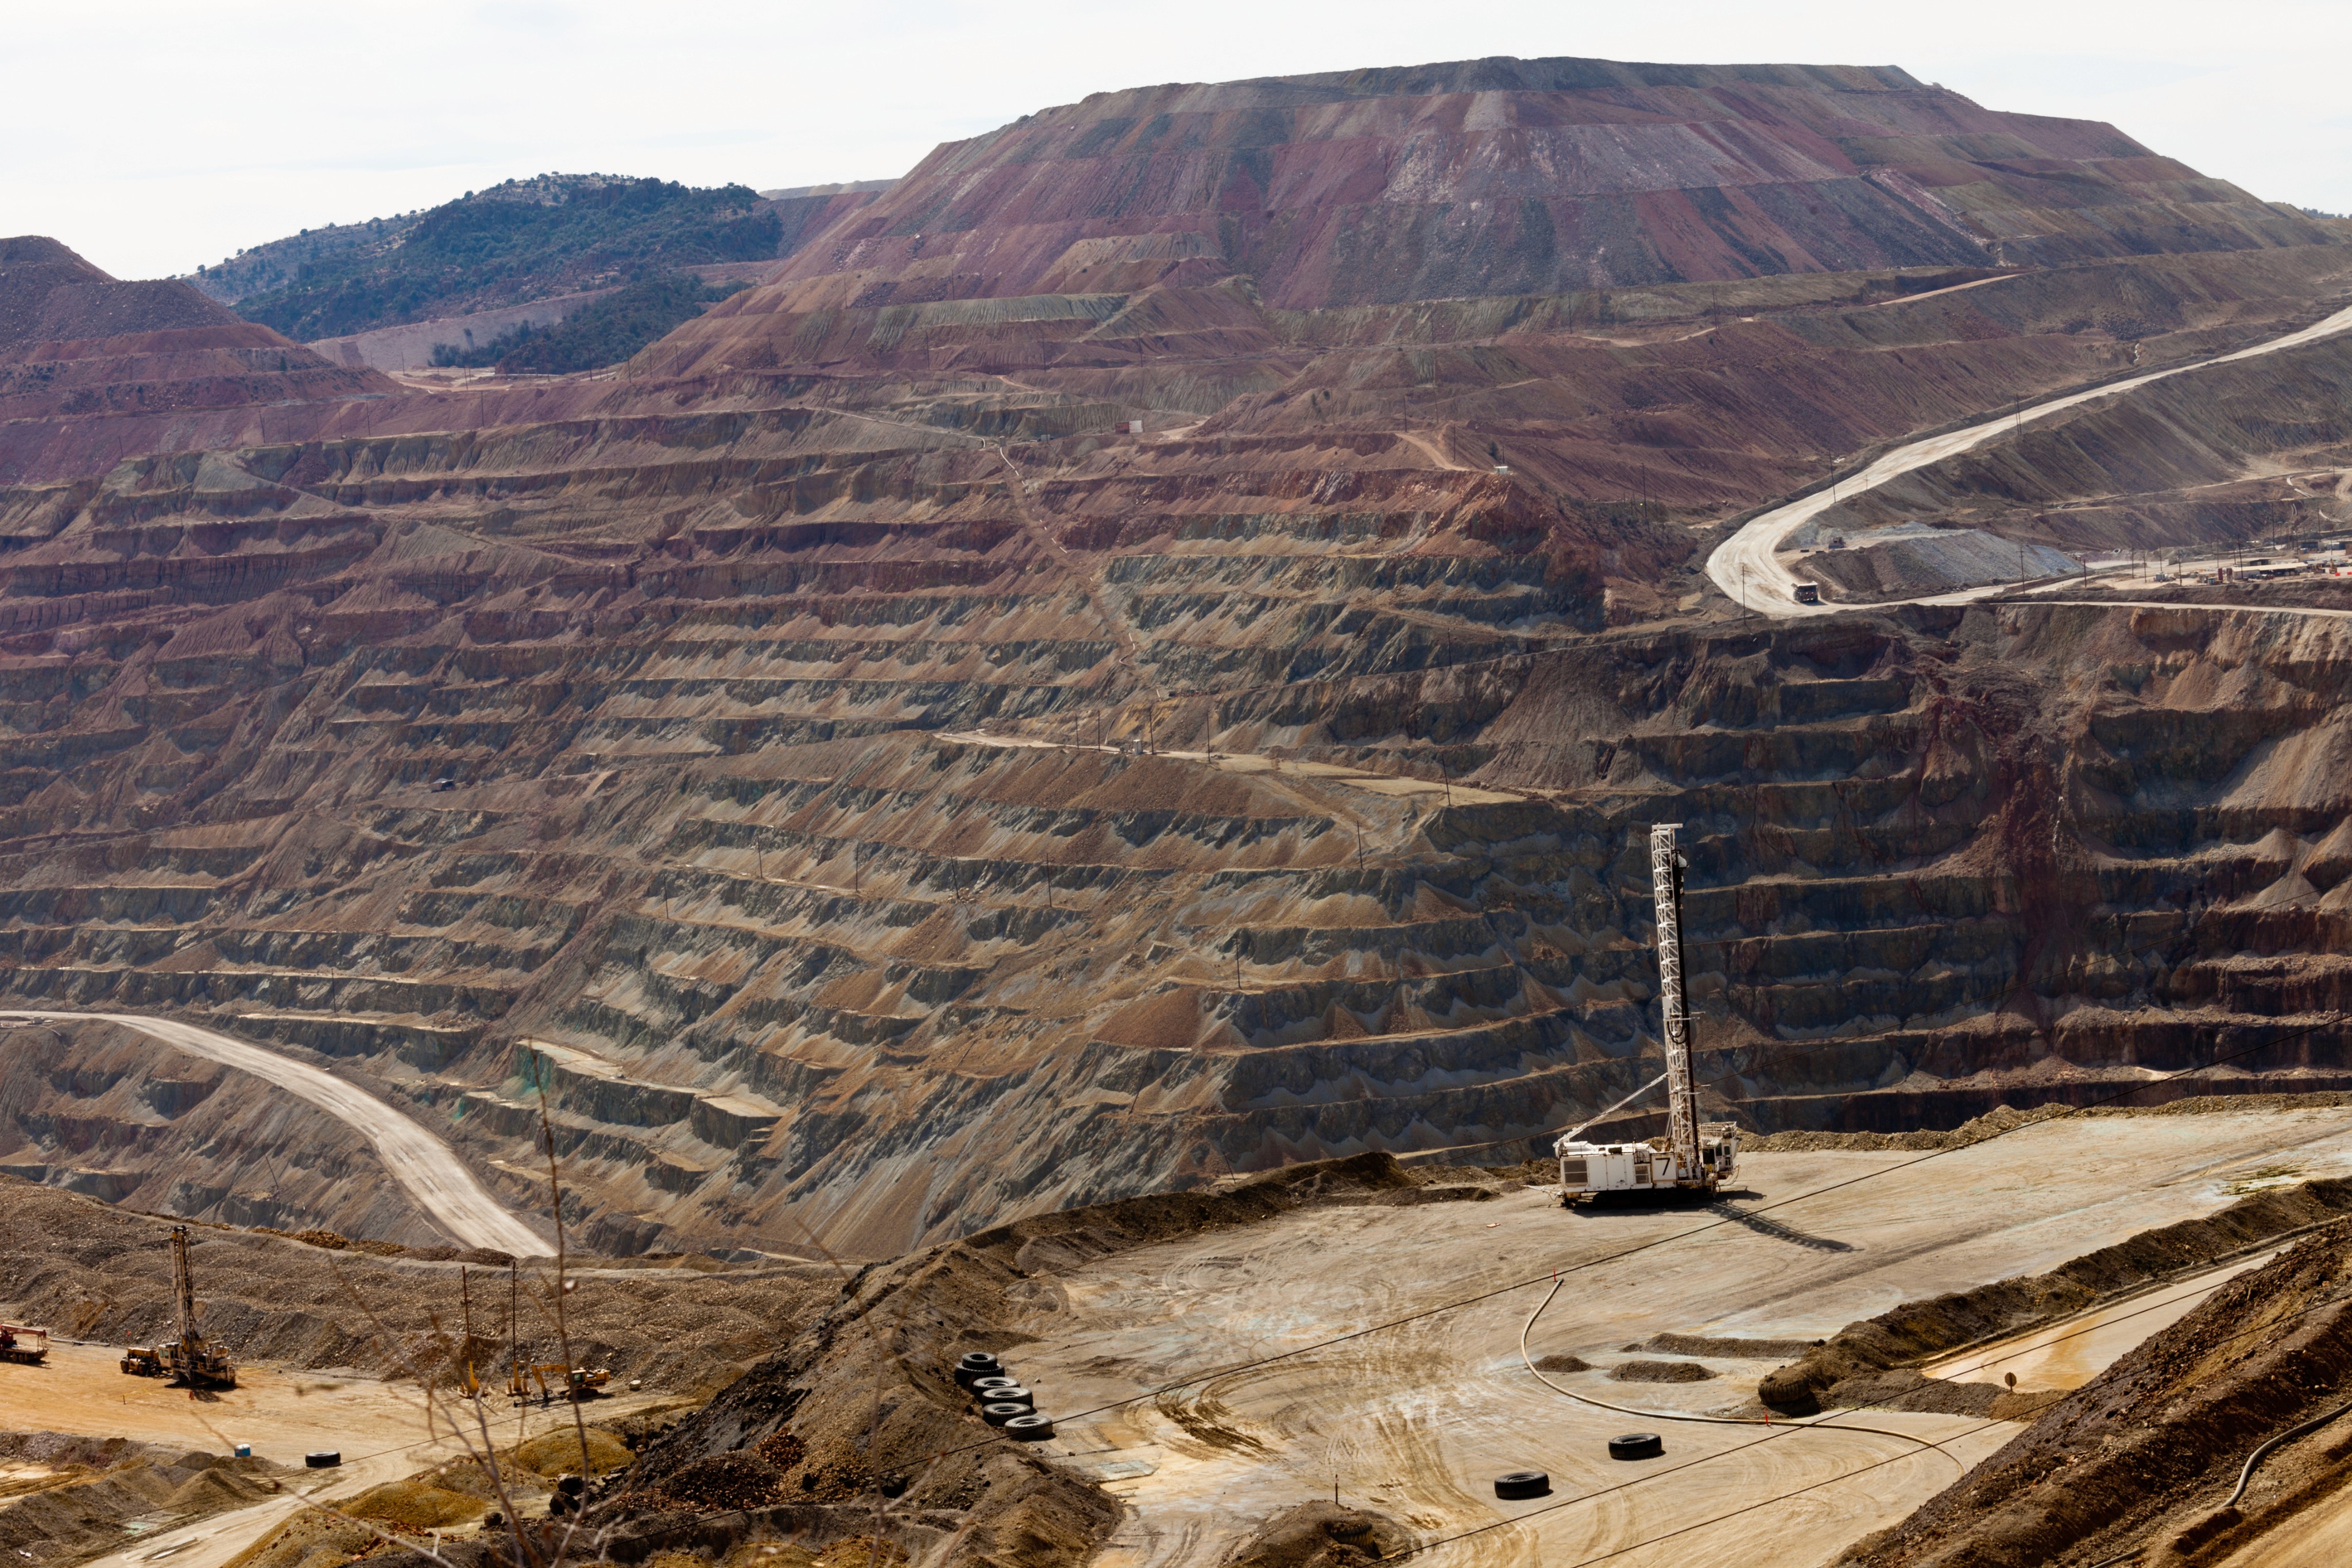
left=1554, top=823, right=1740, bottom=1203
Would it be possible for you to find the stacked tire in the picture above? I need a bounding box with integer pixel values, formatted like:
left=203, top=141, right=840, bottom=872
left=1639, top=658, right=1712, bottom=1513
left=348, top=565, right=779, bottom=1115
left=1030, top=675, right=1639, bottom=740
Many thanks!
left=960, top=1353, right=1055, bottom=1440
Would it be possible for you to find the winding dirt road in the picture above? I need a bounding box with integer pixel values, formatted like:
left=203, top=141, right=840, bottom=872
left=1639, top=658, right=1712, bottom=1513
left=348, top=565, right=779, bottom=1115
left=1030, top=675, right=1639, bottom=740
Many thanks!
left=1708, top=301, right=2352, bottom=618
left=0, top=1009, right=547, bottom=1256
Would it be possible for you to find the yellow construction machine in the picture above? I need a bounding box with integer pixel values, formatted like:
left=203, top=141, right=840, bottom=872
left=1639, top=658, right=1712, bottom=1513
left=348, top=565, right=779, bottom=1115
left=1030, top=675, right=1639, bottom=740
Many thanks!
left=509, top=1361, right=612, bottom=1403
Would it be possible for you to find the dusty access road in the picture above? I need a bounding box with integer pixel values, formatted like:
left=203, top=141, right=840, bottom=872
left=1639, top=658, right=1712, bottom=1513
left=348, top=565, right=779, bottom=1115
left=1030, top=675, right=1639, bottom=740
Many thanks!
left=1011, top=1105, right=2352, bottom=1568
left=1706, top=300, right=2352, bottom=618
left=0, top=1010, right=547, bottom=1257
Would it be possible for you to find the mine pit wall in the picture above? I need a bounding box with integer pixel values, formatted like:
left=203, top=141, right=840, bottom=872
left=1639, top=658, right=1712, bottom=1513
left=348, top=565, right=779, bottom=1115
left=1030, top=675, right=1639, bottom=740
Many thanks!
left=0, top=1019, right=457, bottom=1244
left=450, top=598, right=2346, bottom=1252
left=0, top=411, right=2349, bottom=1256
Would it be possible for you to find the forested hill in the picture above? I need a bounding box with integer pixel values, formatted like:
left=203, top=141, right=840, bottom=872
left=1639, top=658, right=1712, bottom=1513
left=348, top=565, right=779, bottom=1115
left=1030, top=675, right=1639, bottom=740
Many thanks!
left=192, top=173, right=780, bottom=340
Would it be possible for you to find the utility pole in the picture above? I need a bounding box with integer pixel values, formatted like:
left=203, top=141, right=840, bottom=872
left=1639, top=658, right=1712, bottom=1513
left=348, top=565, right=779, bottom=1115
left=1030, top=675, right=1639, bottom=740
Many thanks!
left=461, top=1266, right=475, bottom=1399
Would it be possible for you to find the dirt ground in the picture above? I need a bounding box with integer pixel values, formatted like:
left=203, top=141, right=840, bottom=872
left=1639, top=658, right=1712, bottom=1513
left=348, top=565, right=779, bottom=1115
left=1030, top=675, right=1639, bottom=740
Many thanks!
left=0, top=1176, right=836, bottom=1567
left=998, top=1105, right=2352, bottom=1568
left=1843, top=1221, right=2352, bottom=1566
left=0, top=1176, right=836, bottom=1395
left=0, top=1341, right=676, bottom=1568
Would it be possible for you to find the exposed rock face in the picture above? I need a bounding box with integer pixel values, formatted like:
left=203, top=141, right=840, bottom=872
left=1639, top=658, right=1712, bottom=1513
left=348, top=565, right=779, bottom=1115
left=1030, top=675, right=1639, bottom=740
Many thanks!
left=0, top=237, right=394, bottom=485
left=773, top=56, right=2335, bottom=308
left=0, top=1019, right=440, bottom=1241
left=0, top=60, right=2344, bottom=1259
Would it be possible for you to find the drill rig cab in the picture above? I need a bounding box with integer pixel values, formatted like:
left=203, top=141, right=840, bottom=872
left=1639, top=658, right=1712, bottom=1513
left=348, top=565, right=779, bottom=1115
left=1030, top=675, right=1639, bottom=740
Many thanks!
left=1556, top=824, right=1742, bottom=1203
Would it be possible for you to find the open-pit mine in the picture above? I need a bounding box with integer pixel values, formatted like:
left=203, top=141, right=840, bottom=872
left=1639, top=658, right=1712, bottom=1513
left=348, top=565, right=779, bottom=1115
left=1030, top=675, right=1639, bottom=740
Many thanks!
left=5, top=51, right=2352, bottom=1568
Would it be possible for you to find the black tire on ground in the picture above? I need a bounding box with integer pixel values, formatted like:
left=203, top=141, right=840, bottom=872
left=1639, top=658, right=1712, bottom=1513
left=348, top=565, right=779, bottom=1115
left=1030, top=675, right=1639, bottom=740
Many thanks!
left=981, top=1403, right=1031, bottom=1426
left=1608, top=1433, right=1664, bottom=1461
left=305, top=1451, right=341, bottom=1469
left=976, top=1384, right=1032, bottom=1408
left=1495, top=1470, right=1552, bottom=1500
left=970, top=1376, right=1018, bottom=1395
left=1004, top=1414, right=1055, bottom=1442
left=955, top=1353, right=1001, bottom=1388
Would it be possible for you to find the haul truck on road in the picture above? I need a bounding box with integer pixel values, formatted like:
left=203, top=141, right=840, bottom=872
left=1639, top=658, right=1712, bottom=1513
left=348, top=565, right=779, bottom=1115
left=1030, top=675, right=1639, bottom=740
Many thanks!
left=1555, top=823, right=1741, bottom=1202
left=0, top=1323, right=47, bottom=1365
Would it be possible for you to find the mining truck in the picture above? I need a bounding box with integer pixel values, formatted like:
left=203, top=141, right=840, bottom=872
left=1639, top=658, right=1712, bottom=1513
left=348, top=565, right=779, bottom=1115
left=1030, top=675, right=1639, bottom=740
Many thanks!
left=119, top=1226, right=236, bottom=1388
left=1554, top=824, right=1741, bottom=1202
left=0, top=1323, right=47, bottom=1365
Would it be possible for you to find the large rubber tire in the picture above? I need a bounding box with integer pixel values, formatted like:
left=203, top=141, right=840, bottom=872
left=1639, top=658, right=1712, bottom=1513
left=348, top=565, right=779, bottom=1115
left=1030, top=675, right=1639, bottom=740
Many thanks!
left=954, top=1353, right=1001, bottom=1388
left=1004, top=1414, right=1055, bottom=1442
left=1608, top=1433, right=1663, bottom=1461
left=1494, top=1471, right=1552, bottom=1500
left=976, top=1384, right=1032, bottom=1408
left=981, top=1403, right=1031, bottom=1427
left=305, top=1451, right=342, bottom=1469
left=970, top=1376, right=1019, bottom=1395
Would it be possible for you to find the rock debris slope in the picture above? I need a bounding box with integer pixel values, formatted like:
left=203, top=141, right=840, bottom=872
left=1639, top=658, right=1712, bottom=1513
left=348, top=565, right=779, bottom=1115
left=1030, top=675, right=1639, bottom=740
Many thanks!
left=0, top=56, right=2345, bottom=1259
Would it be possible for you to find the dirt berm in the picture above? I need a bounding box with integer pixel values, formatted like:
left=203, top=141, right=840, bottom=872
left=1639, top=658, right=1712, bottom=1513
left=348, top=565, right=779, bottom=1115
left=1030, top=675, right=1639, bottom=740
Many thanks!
left=0, top=1431, right=287, bottom=1566
left=591, top=1152, right=1484, bottom=1564
left=1840, top=1221, right=2352, bottom=1566
left=1761, top=1176, right=2352, bottom=1415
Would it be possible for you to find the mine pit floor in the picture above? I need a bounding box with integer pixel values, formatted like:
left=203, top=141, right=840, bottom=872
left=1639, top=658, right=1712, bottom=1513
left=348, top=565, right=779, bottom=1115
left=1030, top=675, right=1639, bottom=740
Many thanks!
left=1013, top=1106, right=2352, bottom=1568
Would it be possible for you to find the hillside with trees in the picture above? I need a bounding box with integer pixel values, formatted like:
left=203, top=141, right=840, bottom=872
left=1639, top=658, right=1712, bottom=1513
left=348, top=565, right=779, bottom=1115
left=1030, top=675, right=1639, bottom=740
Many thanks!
left=207, top=173, right=779, bottom=340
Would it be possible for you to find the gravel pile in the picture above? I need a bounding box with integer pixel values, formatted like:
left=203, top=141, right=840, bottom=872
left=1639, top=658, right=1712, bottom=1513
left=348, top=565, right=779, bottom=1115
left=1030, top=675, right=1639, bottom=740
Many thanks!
left=654, top=1451, right=782, bottom=1511
left=1610, top=1359, right=1713, bottom=1383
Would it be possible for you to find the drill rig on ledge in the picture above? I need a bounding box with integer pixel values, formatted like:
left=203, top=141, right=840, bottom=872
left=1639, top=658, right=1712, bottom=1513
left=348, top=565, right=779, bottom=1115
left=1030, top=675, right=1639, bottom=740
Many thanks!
left=1555, top=823, right=1740, bottom=1203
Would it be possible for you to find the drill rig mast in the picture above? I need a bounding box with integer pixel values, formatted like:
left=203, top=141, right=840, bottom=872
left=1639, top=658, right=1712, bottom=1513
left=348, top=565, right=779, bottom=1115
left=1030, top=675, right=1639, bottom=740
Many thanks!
left=1552, top=823, right=1739, bottom=1202
left=122, top=1227, right=236, bottom=1387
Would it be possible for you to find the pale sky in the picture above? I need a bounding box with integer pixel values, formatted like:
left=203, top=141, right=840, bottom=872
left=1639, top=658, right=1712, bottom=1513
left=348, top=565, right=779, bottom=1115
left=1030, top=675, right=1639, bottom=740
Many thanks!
left=9, top=0, right=2349, bottom=281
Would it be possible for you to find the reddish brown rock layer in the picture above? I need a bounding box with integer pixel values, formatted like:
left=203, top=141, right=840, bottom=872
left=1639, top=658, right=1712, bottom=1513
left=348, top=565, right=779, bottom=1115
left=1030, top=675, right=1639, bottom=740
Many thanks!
left=0, top=63, right=2343, bottom=1257
left=0, top=237, right=394, bottom=485
left=769, top=56, right=2334, bottom=310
